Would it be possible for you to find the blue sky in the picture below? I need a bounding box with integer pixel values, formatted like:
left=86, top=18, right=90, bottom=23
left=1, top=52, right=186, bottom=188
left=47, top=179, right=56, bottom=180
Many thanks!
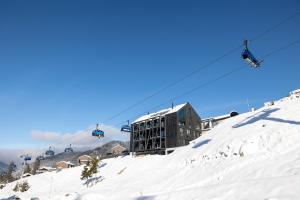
left=0, top=0, right=299, bottom=149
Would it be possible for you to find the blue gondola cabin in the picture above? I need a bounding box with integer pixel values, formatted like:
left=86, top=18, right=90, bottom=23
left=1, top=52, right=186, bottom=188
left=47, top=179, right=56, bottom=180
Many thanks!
left=121, top=125, right=131, bottom=132
left=92, top=129, right=104, bottom=138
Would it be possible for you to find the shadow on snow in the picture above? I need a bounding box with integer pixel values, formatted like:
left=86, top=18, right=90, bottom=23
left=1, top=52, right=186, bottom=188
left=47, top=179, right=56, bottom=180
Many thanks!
left=232, top=108, right=300, bottom=128
left=135, top=195, right=156, bottom=200
left=84, top=176, right=105, bottom=187
left=192, top=139, right=212, bottom=148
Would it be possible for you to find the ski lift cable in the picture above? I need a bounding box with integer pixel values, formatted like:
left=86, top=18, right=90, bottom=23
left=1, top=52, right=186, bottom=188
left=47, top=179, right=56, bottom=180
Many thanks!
left=102, top=10, right=300, bottom=124
left=250, top=10, right=300, bottom=43
left=40, top=36, right=300, bottom=148
left=96, top=39, right=300, bottom=134
left=119, top=39, right=300, bottom=125
left=103, top=45, right=243, bottom=123
left=258, top=39, right=300, bottom=60
left=80, top=12, right=300, bottom=136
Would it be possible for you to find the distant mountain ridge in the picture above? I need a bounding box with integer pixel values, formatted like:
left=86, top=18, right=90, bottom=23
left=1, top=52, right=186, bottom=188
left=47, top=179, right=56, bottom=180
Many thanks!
left=0, top=161, right=8, bottom=172
left=40, top=140, right=129, bottom=167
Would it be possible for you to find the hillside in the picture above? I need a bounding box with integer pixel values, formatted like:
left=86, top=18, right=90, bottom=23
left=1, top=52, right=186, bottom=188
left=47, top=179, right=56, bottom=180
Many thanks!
left=39, top=140, right=129, bottom=167
left=1, top=96, right=300, bottom=200
left=0, top=162, right=8, bottom=173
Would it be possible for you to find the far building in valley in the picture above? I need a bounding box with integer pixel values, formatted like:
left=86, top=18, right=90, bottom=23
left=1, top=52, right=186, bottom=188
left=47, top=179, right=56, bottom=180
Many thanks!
left=130, top=103, right=202, bottom=155
left=78, top=155, right=93, bottom=165
left=56, top=161, right=75, bottom=169
left=36, top=166, right=56, bottom=174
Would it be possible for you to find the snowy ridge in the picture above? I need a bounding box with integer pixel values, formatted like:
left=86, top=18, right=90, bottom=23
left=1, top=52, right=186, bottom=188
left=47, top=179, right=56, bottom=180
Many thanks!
left=1, top=97, right=300, bottom=200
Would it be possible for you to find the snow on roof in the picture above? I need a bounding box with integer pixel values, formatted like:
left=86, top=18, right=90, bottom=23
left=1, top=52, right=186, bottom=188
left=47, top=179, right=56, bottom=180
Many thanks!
left=202, top=111, right=238, bottom=122
left=39, top=166, right=56, bottom=170
left=133, top=103, right=187, bottom=123
left=57, top=161, right=74, bottom=166
left=79, top=155, right=92, bottom=159
left=213, top=114, right=232, bottom=121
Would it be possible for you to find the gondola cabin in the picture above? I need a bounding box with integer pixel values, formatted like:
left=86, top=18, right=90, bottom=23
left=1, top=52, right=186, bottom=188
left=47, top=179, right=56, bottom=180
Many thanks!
left=92, top=129, right=104, bottom=138
left=24, top=156, right=31, bottom=161
left=45, top=147, right=55, bottom=156
left=92, top=124, right=104, bottom=138
left=121, top=125, right=131, bottom=132
left=64, top=144, right=74, bottom=153
left=36, top=155, right=45, bottom=160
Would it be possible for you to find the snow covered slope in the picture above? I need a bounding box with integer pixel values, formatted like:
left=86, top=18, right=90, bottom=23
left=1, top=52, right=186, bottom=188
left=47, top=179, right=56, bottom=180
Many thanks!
left=1, top=97, right=300, bottom=200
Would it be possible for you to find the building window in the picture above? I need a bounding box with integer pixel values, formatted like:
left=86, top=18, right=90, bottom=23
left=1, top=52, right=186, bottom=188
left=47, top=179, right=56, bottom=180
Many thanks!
left=178, top=109, right=186, bottom=126
left=179, top=128, right=183, bottom=134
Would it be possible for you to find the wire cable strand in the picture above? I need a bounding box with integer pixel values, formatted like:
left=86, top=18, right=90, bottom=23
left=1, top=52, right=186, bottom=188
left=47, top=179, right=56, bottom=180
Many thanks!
left=123, top=38, right=300, bottom=125
left=102, top=10, right=300, bottom=123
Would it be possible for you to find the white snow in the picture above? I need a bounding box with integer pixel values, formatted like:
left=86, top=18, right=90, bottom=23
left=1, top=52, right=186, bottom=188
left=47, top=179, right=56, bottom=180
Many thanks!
left=1, top=96, right=300, bottom=200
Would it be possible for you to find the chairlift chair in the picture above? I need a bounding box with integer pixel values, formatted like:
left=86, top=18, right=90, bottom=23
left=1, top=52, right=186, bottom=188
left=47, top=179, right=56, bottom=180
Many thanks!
left=241, top=40, right=261, bottom=68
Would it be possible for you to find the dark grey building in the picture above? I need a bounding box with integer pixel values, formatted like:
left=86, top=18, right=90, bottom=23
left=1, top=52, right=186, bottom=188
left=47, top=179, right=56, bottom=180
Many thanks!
left=130, top=103, right=202, bottom=155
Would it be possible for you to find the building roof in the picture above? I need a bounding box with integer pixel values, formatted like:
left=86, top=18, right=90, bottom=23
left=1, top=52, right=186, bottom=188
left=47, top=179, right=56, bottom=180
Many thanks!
left=78, top=155, right=92, bottom=159
left=78, top=155, right=92, bottom=162
left=39, top=166, right=56, bottom=171
left=133, top=103, right=187, bottom=123
left=56, top=161, right=75, bottom=166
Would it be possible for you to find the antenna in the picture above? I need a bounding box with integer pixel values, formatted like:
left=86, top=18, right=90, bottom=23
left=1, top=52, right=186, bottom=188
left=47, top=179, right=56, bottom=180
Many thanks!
left=246, top=99, right=250, bottom=111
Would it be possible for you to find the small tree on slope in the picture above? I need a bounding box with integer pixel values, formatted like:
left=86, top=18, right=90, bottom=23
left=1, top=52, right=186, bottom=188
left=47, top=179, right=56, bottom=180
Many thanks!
left=20, top=181, right=30, bottom=192
left=80, top=158, right=99, bottom=180
left=81, top=165, right=90, bottom=180
left=6, top=161, right=17, bottom=183
left=31, top=158, right=40, bottom=175
left=23, top=163, right=31, bottom=174
left=13, top=183, right=20, bottom=192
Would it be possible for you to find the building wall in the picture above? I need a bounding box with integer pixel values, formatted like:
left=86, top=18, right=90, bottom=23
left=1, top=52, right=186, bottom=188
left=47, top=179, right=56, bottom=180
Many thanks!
left=78, top=155, right=92, bottom=165
left=173, top=103, right=201, bottom=147
left=166, top=112, right=177, bottom=148
left=56, top=162, right=73, bottom=169
left=130, top=116, right=166, bottom=154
